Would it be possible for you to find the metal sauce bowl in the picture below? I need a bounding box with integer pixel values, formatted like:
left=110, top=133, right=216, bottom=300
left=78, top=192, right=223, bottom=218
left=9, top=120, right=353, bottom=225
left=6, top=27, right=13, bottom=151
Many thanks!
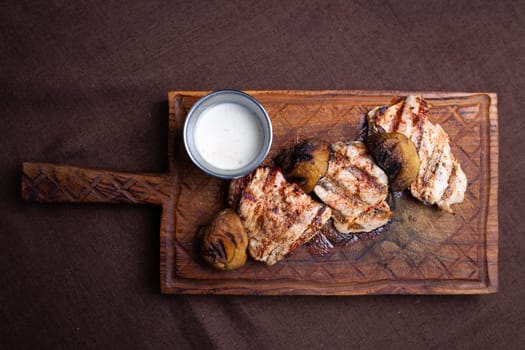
left=183, top=90, right=272, bottom=179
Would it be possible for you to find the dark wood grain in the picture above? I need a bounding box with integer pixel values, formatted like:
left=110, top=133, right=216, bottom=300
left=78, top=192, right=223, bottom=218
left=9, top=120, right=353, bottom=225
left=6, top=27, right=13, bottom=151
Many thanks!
left=21, top=90, right=499, bottom=295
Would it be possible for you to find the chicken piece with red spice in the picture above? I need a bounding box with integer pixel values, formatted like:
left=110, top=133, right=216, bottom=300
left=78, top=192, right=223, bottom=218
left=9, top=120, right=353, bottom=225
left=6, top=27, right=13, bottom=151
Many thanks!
left=229, top=167, right=331, bottom=266
left=367, top=95, right=467, bottom=212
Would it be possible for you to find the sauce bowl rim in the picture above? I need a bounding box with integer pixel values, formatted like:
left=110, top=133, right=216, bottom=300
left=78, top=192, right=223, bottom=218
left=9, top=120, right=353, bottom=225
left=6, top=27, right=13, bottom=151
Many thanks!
left=183, top=89, right=273, bottom=179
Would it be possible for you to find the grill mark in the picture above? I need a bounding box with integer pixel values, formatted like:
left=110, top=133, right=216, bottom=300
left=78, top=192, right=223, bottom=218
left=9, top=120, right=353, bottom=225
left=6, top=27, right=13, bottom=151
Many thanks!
left=402, top=97, right=422, bottom=139
left=344, top=165, right=388, bottom=195
left=409, top=126, right=432, bottom=198
left=242, top=191, right=257, bottom=202
left=332, top=209, right=353, bottom=229
left=391, top=99, right=405, bottom=131
left=419, top=97, right=429, bottom=115
left=357, top=201, right=391, bottom=223
left=310, top=205, right=329, bottom=232
left=335, top=199, right=391, bottom=233
left=215, top=240, right=227, bottom=260
left=421, top=140, right=444, bottom=189
left=265, top=245, right=280, bottom=264
left=319, top=176, right=367, bottom=211
left=224, top=231, right=237, bottom=247
left=263, top=166, right=278, bottom=190
left=414, top=98, right=430, bottom=151
left=440, top=160, right=458, bottom=202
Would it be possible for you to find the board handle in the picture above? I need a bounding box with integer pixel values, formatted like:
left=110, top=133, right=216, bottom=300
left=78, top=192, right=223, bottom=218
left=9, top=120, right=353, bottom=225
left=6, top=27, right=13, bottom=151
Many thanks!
left=21, top=162, right=170, bottom=205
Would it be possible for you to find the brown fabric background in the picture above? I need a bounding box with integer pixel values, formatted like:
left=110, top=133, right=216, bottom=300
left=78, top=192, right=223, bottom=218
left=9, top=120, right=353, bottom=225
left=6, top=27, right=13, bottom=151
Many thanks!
left=1, top=1, right=524, bottom=349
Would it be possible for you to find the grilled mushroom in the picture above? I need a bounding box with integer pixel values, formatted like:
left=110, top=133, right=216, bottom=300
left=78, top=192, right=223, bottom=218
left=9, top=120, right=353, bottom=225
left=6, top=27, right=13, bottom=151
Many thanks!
left=366, top=132, right=420, bottom=191
left=274, top=139, right=330, bottom=193
left=201, top=208, right=248, bottom=270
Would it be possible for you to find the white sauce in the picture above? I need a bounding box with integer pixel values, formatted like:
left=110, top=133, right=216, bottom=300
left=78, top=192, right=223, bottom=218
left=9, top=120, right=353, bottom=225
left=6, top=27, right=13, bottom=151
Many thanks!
left=194, top=102, right=263, bottom=170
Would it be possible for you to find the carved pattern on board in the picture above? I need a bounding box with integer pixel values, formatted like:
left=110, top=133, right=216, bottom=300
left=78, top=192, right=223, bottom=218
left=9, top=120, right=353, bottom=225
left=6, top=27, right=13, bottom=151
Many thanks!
left=22, top=163, right=169, bottom=205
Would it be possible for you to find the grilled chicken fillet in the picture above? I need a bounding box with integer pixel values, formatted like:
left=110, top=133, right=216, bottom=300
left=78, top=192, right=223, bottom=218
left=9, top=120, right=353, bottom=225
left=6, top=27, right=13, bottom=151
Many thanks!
left=314, top=141, right=392, bottom=233
left=367, top=95, right=467, bottom=212
left=230, top=167, right=331, bottom=266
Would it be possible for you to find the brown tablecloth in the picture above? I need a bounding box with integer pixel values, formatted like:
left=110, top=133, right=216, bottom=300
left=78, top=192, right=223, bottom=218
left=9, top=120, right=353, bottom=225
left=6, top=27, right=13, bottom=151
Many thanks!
left=2, top=1, right=524, bottom=348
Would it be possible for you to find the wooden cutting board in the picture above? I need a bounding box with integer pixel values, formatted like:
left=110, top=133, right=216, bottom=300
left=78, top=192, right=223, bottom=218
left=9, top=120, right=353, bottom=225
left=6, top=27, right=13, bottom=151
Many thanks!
left=21, top=90, right=498, bottom=295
